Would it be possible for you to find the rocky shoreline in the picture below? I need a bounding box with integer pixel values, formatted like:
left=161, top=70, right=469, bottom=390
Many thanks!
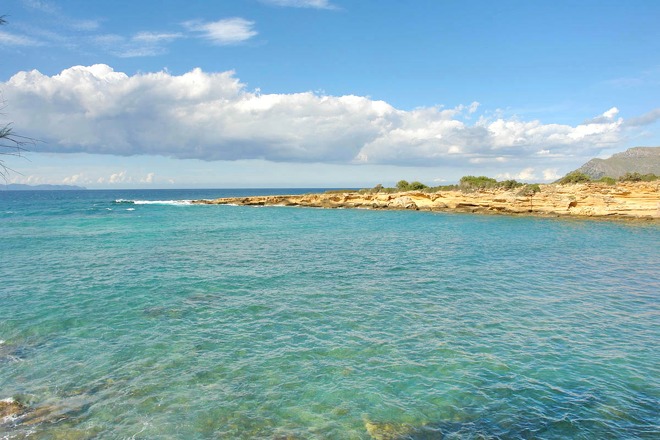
left=193, top=182, right=660, bottom=220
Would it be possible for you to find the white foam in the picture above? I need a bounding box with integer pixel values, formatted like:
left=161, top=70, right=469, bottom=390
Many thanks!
left=127, top=200, right=192, bottom=206
left=126, top=208, right=135, bottom=211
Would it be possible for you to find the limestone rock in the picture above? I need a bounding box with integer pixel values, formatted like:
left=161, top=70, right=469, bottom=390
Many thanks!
left=191, top=182, right=659, bottom=219
left=387, top=196, right=418, bottom=210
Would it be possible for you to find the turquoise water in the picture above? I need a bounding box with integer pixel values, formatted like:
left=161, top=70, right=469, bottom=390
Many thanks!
left=1, top=189, right=658, bottom=439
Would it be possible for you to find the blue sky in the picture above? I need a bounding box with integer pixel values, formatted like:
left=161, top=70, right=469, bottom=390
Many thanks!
left=1, top=0, right=659, bottom=188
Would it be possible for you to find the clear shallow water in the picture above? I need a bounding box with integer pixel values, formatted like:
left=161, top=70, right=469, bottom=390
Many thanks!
left=1, top=189, right=658, bottom=439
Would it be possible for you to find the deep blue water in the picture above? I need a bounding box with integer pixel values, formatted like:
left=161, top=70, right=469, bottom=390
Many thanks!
left=1, top=189, right=659, bottom=439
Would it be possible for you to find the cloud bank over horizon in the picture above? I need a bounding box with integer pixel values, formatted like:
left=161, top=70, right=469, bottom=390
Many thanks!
left=2, top=64, right=648, bottom=172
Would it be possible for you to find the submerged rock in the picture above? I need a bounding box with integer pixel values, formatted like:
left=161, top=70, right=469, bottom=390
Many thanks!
left=0, top=342, right=28, bottom=363
left=1, top=399, right=28, bottom=419
left=364, top=420, right=416, bottom=440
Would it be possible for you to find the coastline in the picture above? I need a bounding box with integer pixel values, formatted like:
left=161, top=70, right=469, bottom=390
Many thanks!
left=193, top=181, right=660, bottom=220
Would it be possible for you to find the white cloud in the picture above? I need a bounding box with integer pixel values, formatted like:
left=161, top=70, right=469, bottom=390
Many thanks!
left=92, top=31, right=184, bottom=58
left=583, top=107, right=620, bottom=124
left=140, top=172, right=155, bottom=184
left=21, top=0, right=59, bottom=14
left=21, top=0, right=100, bottom=31
left=8, top=174, right=45, bottom=185
left=625, top=108, right=660, bottom=127
left=542, top=168, right=561, bottom=181
left=183, top=18, right=257, bottom=45
left=517, top=167, right=536, bottom=180
left=133, top=32, right=183, bottom=44
left=497, top=167, right=562, bottom=182
left=2, top=65, right=637, bottom=169
left=62, top=172, right=85, bottom=184
left=260, top=0, right=337, bottom=9
left=109, top=170, right=128, bottom=184
left=0, top=30, right=42, bottom=46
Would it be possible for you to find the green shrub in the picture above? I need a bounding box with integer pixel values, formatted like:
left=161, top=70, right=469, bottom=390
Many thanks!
left=459, top=175, right=498, bottom=190
left=558, top=171, right=592, bottom=184
left=408, top=181, right=428, bottom=190
left=596, top=176, right=616, bottom=185
left=499, top=179, right=524, bottom=190
left=423, top=184, right=459, bottom=192
left=619, top=172, right=659, bottom=182
left=360, top=175, right=541, bottom=194
left=517, top=184, right=541, bottom=196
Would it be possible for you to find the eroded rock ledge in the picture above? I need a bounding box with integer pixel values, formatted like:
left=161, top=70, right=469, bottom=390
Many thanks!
left=192, top=182, right=660, bottom=220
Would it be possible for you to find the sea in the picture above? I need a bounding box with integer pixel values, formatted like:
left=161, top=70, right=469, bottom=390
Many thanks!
left=1, top=189, right=658, bottom=439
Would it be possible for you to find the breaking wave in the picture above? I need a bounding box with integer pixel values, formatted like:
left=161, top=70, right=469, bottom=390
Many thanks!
left=113, top=199, right=192, bottom=206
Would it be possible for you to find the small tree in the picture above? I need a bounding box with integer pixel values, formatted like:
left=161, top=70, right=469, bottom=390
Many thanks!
left=408, top=181, right=428, bottom=190
left=518, top=184, right=541, bottom=212
left=396, top=180, right=410, bottom=191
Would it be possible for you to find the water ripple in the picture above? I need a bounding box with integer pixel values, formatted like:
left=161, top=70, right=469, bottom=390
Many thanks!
left=1, top=194, right=659, bottom=438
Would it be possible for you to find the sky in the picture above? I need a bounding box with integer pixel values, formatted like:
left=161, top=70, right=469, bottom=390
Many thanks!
left=1, top=0, right=659, bottom=188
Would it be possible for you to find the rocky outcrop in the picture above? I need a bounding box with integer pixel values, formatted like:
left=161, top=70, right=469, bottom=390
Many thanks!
left=192, top=182, right=660, bottom=220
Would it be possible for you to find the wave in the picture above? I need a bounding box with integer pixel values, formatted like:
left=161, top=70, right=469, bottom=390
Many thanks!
left=114, top=199, right=192, bottom=206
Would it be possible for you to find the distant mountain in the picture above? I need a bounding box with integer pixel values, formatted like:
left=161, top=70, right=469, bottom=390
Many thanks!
left=1, top=183, right=87, bottom=191
left=573, top=146, right=660, bottom=179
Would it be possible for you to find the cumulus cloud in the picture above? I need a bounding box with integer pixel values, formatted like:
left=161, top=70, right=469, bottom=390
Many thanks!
left=542, top=168, right=561, bottom=181
left=496, top=167, right=560, bottom=182
left=62, top=172, right=85, bottom=184
left=183, top=18, right=257, bottom=45
left=2, top=65, right=634, bottom=167
left=94, top=170, right=155, bottom=185
left=583, top=107, right=620, bottom=124
left=140, top=172, right=155, bottom=184
left=260, top=0, right=337, bottom=9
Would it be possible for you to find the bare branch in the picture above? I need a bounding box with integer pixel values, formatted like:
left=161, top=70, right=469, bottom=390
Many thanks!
left=0, top=124, right=35, bottom=182
left=0, top=14, right=36, bottom=182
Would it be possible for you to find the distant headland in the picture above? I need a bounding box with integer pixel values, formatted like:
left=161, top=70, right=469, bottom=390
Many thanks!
left=192, top=181, right=659, bottom=220
left=192, top=147, right=659, bottom=220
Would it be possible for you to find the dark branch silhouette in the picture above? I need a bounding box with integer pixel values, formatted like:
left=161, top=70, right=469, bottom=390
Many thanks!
left=0, top=14, right=33, bottom=181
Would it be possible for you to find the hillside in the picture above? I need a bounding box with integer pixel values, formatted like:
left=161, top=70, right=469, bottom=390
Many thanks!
left=574, top=147, right=660, bottom=179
